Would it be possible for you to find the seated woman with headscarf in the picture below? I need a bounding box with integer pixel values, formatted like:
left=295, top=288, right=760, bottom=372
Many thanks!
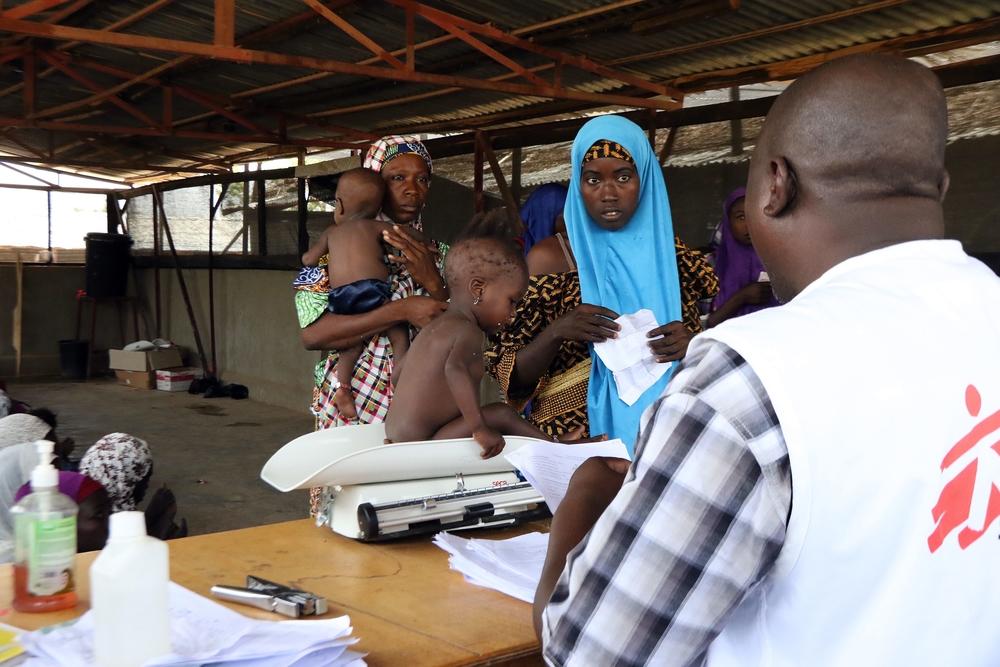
left=706, top=187, right=779, bottom=327
left=486, top=121, right=718, bottom=448
left=80, top=433, right=186, bottom=540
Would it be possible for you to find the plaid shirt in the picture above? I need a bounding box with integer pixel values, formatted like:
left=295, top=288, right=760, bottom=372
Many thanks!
left=542, top=340, right=791, bottom=666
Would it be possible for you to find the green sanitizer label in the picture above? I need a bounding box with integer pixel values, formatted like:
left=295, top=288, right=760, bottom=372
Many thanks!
left=22, top=517, right=76, bottom=596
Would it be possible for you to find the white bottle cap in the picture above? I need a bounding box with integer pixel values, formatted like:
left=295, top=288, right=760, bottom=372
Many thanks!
left=109, top=511, right=148, bottom=541
left=30, top=440, right=58, bottom=489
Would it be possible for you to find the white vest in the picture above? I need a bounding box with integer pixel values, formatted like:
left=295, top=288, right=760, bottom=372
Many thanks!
left=699, top=240, right=1000, bottom=666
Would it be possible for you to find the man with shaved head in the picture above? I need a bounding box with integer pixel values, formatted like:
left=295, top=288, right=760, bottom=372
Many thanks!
left=534, top=55, right=1000, bottom=666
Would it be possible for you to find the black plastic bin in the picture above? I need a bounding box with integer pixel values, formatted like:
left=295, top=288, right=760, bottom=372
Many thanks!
left=58, top=339, right=89, bottom=379
left=84, top=233, right=132, bottom=298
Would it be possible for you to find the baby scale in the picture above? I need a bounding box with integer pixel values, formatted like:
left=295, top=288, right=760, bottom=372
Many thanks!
left=260, top=423, right=550, bottom=541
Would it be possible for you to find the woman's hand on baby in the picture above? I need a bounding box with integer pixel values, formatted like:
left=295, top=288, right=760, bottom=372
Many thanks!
left=647, top=320, right=692, bottom=363
left=549, top=304, right=620, bottom=343
left=404, top=296, right=448, bottom=328
left=473, top=426, right=505, bottom=459
left=383, top=226, right=445, bottom=296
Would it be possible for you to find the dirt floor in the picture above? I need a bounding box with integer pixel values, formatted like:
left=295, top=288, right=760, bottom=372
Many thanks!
left=6, top=378, right=312, bottom=536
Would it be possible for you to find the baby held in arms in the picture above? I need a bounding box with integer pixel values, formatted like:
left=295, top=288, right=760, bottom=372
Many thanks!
left=385, top=232, right=560, bottom=458
left=302, top=167, right=423, bottom=420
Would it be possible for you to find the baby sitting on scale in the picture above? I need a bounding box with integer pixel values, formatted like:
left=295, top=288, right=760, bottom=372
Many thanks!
left=386, top=216, right=579, bottom=458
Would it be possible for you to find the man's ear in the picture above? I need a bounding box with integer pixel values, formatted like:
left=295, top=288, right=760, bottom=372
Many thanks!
left=468, top=277, right=485, bottom=301
left=763, top=156, right=796, bottom=218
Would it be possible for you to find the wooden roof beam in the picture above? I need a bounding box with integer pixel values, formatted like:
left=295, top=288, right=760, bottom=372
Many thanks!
left=665, top=17, right=1000, bottom=93
left=36, top=51, right=160, bottom=128
left=1, top=0, right=73, bottom=21
left=303, top=0, right=405, bottom=70
left=611, top=0, right=912, bottom=66
left=231, top=0, right=644, bottom=100
left=388, top=0, right=681, bottom=101
left=0, top=116, right=358, bottom=148
left=0, top=16, right=680, bottom=110
left=0, top=154, right=226, bottom=174
left=0, top=0, right=150, bottom=100
left=39, top=49, right=376, bottom=142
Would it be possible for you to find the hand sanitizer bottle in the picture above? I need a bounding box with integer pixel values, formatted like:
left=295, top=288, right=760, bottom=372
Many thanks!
left=12, top=440, right=78, bottom=612
left=91, top=512, right=171, bottom=667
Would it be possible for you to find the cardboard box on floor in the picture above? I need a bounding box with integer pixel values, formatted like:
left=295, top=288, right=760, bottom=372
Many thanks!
left=114, top=369, right=154, bottom=390
left=155, top=367, right=203, bottom=392
left=108, top=347, right=183, bottom=372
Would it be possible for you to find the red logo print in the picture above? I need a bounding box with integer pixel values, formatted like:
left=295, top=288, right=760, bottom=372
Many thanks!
left=927, top=385, right=1000, bottom=553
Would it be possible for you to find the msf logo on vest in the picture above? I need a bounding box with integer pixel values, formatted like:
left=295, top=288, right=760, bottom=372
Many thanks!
left=927, top=384, right=1000, bottom=552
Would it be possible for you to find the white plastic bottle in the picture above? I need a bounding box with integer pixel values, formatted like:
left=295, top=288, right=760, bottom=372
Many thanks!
left=90, top=511, right=171, bottom=667
left=12, top=440, right=78, bottom=612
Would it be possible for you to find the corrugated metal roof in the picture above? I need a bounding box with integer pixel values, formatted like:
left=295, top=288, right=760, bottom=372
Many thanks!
left=0, top=0, right=996, bottom=183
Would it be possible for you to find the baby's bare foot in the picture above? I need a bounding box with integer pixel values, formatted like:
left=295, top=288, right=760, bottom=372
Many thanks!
left=334, top=385, right=358, bottom=420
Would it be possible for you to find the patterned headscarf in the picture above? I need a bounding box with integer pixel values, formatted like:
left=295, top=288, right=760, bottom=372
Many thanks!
left=0, top=414, right=51, bottom=450
left=79, top=433, right=152, bottom=511
left=583, top=140, right=634, bottom=165
left=363, top=135, right=433, bottom=174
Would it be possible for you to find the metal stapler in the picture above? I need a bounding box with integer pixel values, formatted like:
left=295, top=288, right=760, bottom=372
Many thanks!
left=260, top=423, right=550, bottom=541
left=210, top=575, right=328, bottom=618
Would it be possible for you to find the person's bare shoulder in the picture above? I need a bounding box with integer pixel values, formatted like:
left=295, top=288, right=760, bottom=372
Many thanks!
left=527, top=236, right=572, bottom=275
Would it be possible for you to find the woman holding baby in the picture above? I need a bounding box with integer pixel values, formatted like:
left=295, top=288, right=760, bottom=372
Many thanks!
left=293, top=135, right=448, bottom=514
left=486, top=116, right=717, bottom=453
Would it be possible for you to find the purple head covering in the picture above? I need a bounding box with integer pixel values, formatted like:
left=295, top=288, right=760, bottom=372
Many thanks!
left=520, top=183, right=568, bottom=255
left=711, top=187, right=779, bottom=318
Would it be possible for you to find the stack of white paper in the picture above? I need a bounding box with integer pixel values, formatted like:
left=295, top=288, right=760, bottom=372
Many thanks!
left=21, top=583, right=365, bottom=667
left=592, top=309, right=672, bottom=405
left=503, top=438, right=631, bottom=513
left=434, top=532, right=549, bottom=603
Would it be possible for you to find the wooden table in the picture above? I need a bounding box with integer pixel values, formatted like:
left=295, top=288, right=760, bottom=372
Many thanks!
left=0, top=520, right=544, bottom=666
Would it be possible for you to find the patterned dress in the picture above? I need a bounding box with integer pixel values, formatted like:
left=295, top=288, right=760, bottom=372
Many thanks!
left=485, top=238, right=718, bottom=438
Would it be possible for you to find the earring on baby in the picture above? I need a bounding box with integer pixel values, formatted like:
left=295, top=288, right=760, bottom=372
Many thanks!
left=473, top=295, right=481, bottom=305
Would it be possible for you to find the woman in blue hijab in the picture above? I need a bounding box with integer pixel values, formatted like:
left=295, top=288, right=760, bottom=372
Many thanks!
left=562, top=115, right=685, bottom=450
left=486, top=115, right=717, bottom=455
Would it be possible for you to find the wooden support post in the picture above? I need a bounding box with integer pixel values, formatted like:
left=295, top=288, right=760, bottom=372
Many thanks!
left=106, top=192, right=116, bottom=233
left=214, top=0, right=234, bottom=47
left=729, top=86, right=743, bottom=155
left=297, top=177, right=308, bottom=257
left=256, top=174, right=267, bottom=256
left=153, top=185, right=209, bottom=375
left=152, top=190, right=161, bottom=336
left=208, top=180, right=216, bottom=377
left=473, top=137, right=484, bottom=214
left=658, top=126, right=678, bottom=166
left=476, top=132, right=523, bottom=235
left=511, top=147, right=522, bottom=205
left=647, top=109, right=656, bottom=146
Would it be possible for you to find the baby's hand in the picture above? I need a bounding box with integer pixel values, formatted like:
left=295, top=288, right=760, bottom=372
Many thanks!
left=473, top=426, right=505, bottom=459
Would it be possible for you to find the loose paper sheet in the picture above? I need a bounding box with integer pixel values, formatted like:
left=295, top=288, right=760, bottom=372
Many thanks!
left=504, top=439, right=631, bottom=514
left=592, top=309, right=672, bottom=406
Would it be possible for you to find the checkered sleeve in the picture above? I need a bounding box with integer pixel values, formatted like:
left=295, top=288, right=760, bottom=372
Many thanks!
left=541, top=340, right=791, bottom=666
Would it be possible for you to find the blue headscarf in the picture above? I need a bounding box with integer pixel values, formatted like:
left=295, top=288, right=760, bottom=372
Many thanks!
left=520, top=183, right=568, bottom=255
left=564, top=115, right=682, bottom=453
